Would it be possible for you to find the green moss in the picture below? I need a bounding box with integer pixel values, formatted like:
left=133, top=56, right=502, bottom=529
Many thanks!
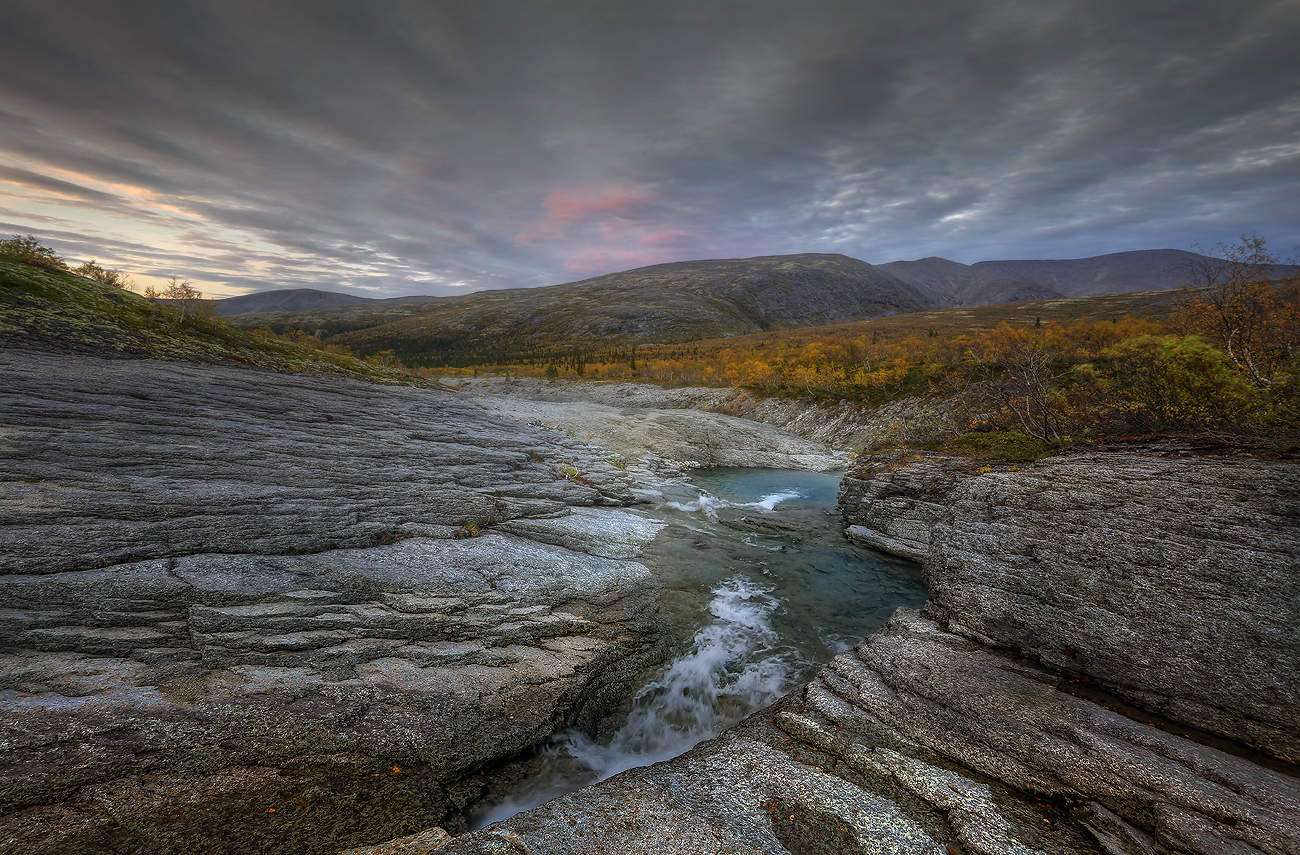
left=940, top=430, right=1058, bottom=461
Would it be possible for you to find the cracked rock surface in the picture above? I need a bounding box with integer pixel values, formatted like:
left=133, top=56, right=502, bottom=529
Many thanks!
left=0, top=349, right=672, bottom=854
left=434, top=447, right=1299, bottom=855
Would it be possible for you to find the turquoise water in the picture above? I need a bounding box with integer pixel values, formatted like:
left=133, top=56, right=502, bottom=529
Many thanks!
left=650, top=467, right=925, bottom=668
left=471, top=468, right=927, bottom=826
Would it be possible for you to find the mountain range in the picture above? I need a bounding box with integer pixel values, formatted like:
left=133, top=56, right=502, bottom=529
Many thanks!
left=219, top=248, right=1297, bottom=363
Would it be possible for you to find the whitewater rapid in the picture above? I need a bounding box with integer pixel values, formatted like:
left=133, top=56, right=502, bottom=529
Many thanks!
left=664, top=487, right=804, bottom=519
left=473, top=575, right=793, bottom=827
left=470, top=469, right=926, bottom=829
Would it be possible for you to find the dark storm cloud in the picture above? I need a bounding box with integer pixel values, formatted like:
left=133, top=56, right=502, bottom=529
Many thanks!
left=1, top=0, right=1297, bottom=296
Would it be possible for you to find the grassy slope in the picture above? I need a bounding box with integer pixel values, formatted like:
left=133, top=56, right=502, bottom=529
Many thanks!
left=0, top=259, right=416, bottom=384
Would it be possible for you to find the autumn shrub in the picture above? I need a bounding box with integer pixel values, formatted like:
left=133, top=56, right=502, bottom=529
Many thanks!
left=962, top=324, right=1070, bottom=443
left=0, top=235, right=67, bottom=270
left=1098, top=334, right=1264, bottom=432
left=73, top=260, right=134, bottom=290
left=942, top=430, right=1055, bottom=461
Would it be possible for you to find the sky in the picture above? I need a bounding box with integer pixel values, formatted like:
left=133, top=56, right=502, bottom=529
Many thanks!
left=1, top=1, right=1297, bottom=298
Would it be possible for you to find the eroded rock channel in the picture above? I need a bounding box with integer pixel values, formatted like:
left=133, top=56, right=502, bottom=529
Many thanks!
left=0, top=350, right=921, bottom=853
left=2, top=353, right=1297, bottom=855
left=469, top=468, right=926, bottom=828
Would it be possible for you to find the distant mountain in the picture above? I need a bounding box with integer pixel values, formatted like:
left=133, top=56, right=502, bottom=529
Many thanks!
left=214, top=287, right=375, bottom=315
left=326, top=253, right=931, bottom=363
left=972, top=249, right=1221, bottom=297
left=879, top=248, right=1300, bottom=305
left=961, top=277, right=1065, bottom=305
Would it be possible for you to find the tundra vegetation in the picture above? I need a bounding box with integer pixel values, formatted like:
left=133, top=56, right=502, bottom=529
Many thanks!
left=5, top=234, right=1295, bottom=457
left=0, top=236, right=419, bottom=384
left=428, top=238, right=1299, bottom=457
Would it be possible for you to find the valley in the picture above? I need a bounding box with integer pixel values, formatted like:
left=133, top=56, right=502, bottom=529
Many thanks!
left=217, top=249, right=1300, bottom=368
left=1, top=252, right=1297, bottom=855
left=5, top=3, right=1299, bottom=853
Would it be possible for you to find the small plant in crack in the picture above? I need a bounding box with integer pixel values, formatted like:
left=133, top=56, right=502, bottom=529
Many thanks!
left=455, top=515, right=495, bottom=539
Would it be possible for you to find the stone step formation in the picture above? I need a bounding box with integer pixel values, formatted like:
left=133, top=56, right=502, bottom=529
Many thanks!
left=0, top=349, right=674, bottom=853
left=1, top=346, right=1297, bottom=855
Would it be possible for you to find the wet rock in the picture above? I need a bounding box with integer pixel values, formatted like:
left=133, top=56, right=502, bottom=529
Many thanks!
left=496, top=508, right=664, bottom=560
left=837, top=452, right=965, bottom=561
left=341, top=825, right=451, bottom=854
left=0, top=349, right=671, bottom=854
left=433, top=446, right=1298, bottom=855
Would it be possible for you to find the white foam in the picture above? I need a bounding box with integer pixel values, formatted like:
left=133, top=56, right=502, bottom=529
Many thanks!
left=661, top=486, right=803, bottom=520
left=472, top=576, right=793, bottom=826
left=663, top=491, right=729, bottom=521
left=742, top=489, right=803, bottom=512
left=560, top=577, right=790, bottom=780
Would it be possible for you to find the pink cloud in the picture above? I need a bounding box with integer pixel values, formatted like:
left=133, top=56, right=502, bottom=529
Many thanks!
left=512, top=181, right=693, bottom=274
left=559, top=226, right=691, bottom=273
left=544, top=183, right=657, bottom=221
left=515, top=182, right=658, bottom=244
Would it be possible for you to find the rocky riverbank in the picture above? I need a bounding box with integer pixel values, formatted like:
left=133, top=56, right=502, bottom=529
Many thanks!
left=447, top=376, right=947, bottom=453
left=423, top=446, right=1300, bottom=855
left=0, top=349, right=686, bottom=853
left=6, top=350, right=1297, bottom=855
left=451, top=377, right=845, bottom=472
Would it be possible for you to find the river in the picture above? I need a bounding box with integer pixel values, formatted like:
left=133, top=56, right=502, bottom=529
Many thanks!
left=471, top=467, right=926, bottom=827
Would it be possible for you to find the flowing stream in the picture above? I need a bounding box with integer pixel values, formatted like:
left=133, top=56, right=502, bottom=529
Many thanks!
left=471, top=468, right=926, bottom=827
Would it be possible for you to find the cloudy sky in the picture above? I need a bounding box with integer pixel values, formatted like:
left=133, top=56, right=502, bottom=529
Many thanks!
left=2, top=1, right=1297, bottom=297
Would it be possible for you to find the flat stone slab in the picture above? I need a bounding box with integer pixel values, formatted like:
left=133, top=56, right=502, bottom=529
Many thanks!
left=0, top=349, right=673, bottom=854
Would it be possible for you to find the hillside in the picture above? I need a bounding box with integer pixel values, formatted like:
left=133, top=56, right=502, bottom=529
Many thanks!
left=0, top=259, right=415, bottom=383
left=321, top=253, right=931, bottom=364
left=213, top=287, right=376, bottom=315
left=976, top=248, right=1235, bottom=296
left=441, top=286, right=1201, bottom=381
left=687, top=280, right=1200, bottom=345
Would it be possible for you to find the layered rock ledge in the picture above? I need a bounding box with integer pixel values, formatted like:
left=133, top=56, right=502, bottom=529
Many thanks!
left=455, top=380, right=845, bottom=472
left=0, top=350, right=675, bottom=854
left=431, top=447, right=1299, bottom=855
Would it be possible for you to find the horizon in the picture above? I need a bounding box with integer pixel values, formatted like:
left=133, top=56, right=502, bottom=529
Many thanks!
left=3, top=1, right=1298, bottom=298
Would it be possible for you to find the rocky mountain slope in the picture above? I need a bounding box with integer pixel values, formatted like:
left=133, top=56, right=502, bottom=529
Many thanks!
left=213, top=287, right=377, bottom=315
left=421, top=447, right=1300, bottom=855
left=220, top=249, right=1300, bottom=361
